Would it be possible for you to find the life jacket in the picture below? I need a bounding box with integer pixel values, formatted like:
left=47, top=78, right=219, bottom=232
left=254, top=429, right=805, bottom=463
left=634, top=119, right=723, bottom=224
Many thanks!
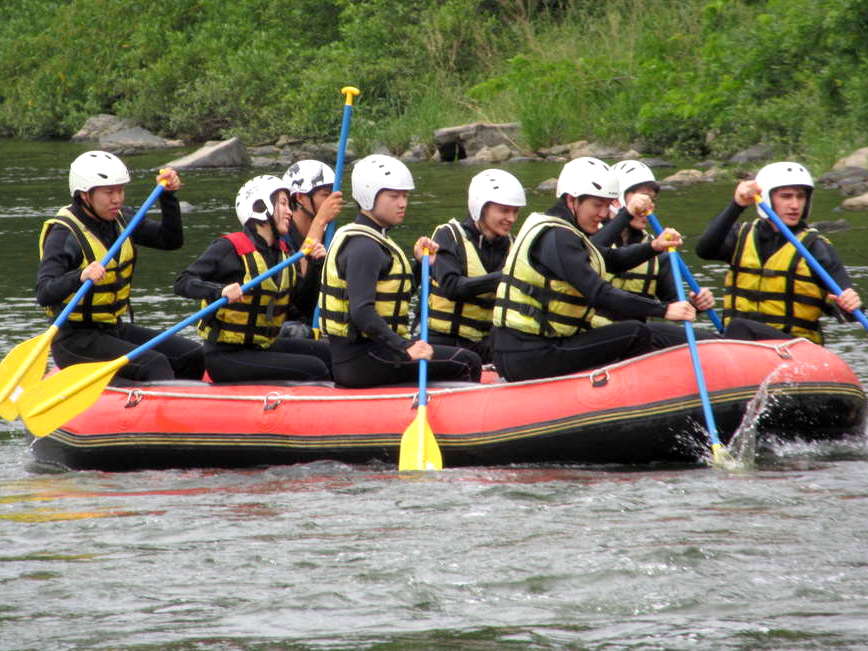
left=428, top=219, right=511, bottom=342
left=38, top=207, right=135, bottom=324
left=607, top=231, right=658, bottom=299
left=319, top=223, right=413, bottom=340
left=197, top=232, right=295, bottom=348
left=493, top=212, right=606, bottom=337
left=724, top=219, right=828, bottom=344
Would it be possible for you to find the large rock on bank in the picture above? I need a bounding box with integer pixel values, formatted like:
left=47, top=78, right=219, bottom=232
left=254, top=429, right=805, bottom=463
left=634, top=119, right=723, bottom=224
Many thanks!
left=433, top=122, right=521, bottom=162
left=163, top=137, right=251, bottom=169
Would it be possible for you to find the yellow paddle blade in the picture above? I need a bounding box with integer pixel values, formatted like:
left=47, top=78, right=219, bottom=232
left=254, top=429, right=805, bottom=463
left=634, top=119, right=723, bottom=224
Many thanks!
left=711, top=443, right=736, bottom=468
left=18, top=357, right=127, bottom=438
left=398, top=405, right=443, bottom=471
left=0, top=328, right=56, bottom=421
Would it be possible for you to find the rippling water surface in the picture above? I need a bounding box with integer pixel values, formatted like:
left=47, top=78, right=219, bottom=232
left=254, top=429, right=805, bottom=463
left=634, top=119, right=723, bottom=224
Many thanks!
left=2, top=139, right=868, bottom=649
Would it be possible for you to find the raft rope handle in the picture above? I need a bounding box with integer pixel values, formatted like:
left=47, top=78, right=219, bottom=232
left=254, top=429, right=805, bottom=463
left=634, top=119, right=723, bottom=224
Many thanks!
left=589, top=369, right=609, bottom=388
left=124, top=389, right=144, bottom=408
left=263, top=391, right=283, bottom=411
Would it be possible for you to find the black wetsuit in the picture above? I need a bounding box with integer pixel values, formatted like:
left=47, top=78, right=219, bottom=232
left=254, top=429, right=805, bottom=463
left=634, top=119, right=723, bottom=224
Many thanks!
left=493, top=200, right=676, bottom=382
left=428, top=216, right=511, bottom=363
left=696, top=201, right=854, bottom=340
left=327, top=214, right=481, bottom=388
left=36, top=194, right=204, bottom=382
left=174, top=222, right=331, bottom=382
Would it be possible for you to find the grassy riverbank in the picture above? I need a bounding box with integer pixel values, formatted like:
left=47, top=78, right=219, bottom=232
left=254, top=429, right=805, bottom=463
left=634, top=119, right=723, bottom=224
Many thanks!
left=1, top=0, right=866, bottom=167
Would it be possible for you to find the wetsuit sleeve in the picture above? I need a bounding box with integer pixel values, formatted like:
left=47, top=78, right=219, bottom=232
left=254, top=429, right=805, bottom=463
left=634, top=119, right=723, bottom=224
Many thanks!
left=591, top=208, right=631, bottom=247
left=695, top=200, right=745, bottom=261
left=130, top=191, right=183, bottom=250
left=431, top=225, right=501, bottom=299
left=35, top=224, right=87, bottom=307
left=599, top=240, right=658, bottom=273
left=341, top=236, right=412, bottom=354
left=174, top=238, right=242, bottom=302
left=291, top=257, right=323, bottom=317
left=655, top=253, right=678, bottom=303
left=534, top=228, right=668, bottom=319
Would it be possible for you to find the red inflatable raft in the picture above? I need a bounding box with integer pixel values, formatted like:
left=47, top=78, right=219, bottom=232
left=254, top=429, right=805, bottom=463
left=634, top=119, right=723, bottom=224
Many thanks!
left=28, top=339, right=866, bottom=471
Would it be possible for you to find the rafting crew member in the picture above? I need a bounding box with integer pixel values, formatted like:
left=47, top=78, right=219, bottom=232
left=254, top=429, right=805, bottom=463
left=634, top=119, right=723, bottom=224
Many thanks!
left=491, top=157, right=697, bottom=382
left=696, top=161, right=863, bottom=344
left=426, top=169, right=524, bottom=364
left=593, top=159, right=719, bottom=348
left=278, top=159, right=337, bottom=336
left=174, top=175, right=341, bottom=382
left=318, top=154, right=482, bottom=388
left=36, top=151, right=204, bottom=382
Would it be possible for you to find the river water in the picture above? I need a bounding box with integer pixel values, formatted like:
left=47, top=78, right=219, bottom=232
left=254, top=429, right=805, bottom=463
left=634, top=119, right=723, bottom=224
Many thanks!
left=1, top=140, right=868, bottom=650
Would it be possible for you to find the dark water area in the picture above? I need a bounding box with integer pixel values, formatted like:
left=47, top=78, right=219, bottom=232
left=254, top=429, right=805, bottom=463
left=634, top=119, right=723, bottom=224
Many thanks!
left=1, top=139, right=868, bottom=649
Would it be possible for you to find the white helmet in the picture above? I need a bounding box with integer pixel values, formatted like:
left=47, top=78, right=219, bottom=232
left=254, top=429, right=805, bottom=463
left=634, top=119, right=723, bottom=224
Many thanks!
left=555, top=157, right=618, bottom=200
left=69, top=150, right=130, bottom=197
left=612, top=159, right=659, bottom=206
left=283, top=159, right=336, bottom=196
left=467, top=169, right=526, bottom=222
left=351, top=154, right=414, bottom=211
left=235, top=175, right=292, bottom=226
left=755, top=161, right=814, bottom=220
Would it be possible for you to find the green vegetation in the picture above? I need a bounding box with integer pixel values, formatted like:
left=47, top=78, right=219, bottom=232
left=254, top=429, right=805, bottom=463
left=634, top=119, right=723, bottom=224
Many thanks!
left=1, top=0, right=867, bottom=167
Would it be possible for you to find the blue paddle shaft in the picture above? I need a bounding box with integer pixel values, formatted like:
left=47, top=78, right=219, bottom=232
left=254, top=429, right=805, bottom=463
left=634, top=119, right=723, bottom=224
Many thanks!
left=417, top=253, right=430, bottom=408
left=312, top=93, right=356, bottom=332
left=52, top=184, right=166, bottom=328
left=646, top=212, right=724, bottom=333
left=125, top=248, right=307, bottom=362
left=669, top=247, right=722, bottom=446
left=756, top=199, right=868, bottom=332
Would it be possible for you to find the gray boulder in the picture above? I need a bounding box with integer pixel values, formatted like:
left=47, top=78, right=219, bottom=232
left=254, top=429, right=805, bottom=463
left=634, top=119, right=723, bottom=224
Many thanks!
left=433, top=122, right=521, bottom=161
left=71, top=114, right=135, bottom=142
left=163, top=137, right=251, bottom=169
left=100, top=127, right=175, bottom=155
left=728, top=144, right=773, bottom=164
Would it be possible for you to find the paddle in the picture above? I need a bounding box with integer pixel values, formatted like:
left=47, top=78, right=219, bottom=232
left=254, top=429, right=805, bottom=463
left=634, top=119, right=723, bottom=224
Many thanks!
left=18, top=243, right=313, bottom=438
left=311, top=85, right=360, bottom=339
left=754, top=195, right=868, bottom=333
left=0, top=181, right=167, bottom=421
left=646, top=212, right=724, bottom=333
left=668, top=241, right=732, bottom=465
left=398, top=250, right=443, bottom=471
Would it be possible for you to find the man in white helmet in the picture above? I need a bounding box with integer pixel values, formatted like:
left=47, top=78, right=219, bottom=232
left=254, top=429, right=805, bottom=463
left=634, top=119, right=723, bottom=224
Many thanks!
left=174, top=175, right=341, bottom=382
left=318, top=154, right=482, bottom=388
left=696, top=161, right=863, bottom=344
left=36, top=151, right=204, bottom=382
left=426, top=168, right=524, bottom=363
left=279, top=159, right=340, bottom=332
left=592, top=160, right=718, bottom=347
left=491, top=157, right=697, bottom=382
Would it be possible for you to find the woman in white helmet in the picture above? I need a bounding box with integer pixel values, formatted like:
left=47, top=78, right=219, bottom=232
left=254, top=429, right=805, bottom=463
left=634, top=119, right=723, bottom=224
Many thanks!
left=426, top=168, right=525, bottom=363
left=318, top=154, right=482, bottom=388
left=491, top=157, right=697, bottom=382
left=36, top=151, right=204, bottom=382
left=592, top=160, right=718, bottom=347
left=174, top=175, right=342, bottom=382
left=696, top=161, right=862, bottom=344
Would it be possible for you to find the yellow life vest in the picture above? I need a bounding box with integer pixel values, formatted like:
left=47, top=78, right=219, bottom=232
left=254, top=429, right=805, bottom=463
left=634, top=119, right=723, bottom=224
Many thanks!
left=198, top=232, right=295, bottom=348
left=38, top=207, right=135, bottom=324
left=607, top=231, right=659, bottom=299
left=724, top=219, right=828, bottom=344
left=319, top=223, right=413, bottom=340
left=493, top=212, right=606, bottom=337
left=428, top=219, right=510, bottom=342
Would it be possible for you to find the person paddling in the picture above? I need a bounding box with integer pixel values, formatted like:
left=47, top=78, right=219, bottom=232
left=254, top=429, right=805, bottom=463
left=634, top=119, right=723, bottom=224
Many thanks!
left=491, top=157, right=696, bottom=382
left=696, top=161, right=863, bottom=343
left=593, top=159, right=719, bottom=348
left=36, top=151, right=204, bottom=382
left=318, top=154, right=482, bottom=388
left=427, top=169, right=525, bottom=364
left=174, top=175, right=341, bottom=382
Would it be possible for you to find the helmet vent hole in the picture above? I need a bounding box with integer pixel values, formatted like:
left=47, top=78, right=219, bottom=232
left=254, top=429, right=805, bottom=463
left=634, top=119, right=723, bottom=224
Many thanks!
left=592, top=182, right=602, bottom=190
left=98, top=173, right=108, bottom=179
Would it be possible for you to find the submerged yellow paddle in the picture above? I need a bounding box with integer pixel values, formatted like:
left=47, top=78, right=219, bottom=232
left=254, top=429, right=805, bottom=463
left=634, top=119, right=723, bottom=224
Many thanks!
left=398, top=251, right=443, bottom=471
left=0, top=182, right=166, bottom=421
left=19, top=243, right=312, bottom=438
